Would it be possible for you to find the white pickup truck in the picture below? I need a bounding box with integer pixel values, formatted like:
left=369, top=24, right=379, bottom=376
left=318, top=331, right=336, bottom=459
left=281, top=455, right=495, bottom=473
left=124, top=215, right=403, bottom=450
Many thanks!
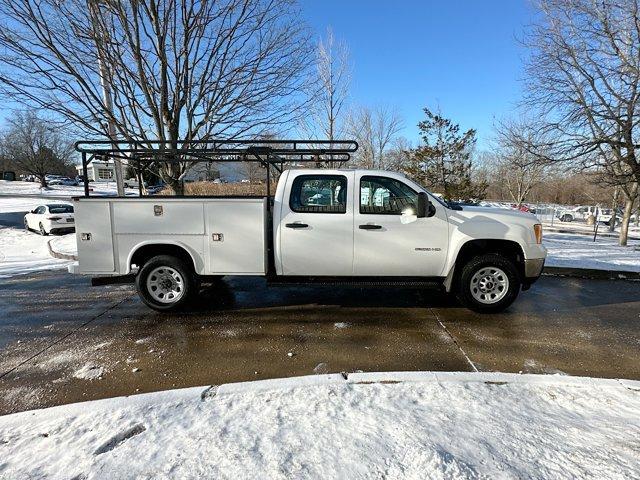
left=69, top=168, right=546, bottom=313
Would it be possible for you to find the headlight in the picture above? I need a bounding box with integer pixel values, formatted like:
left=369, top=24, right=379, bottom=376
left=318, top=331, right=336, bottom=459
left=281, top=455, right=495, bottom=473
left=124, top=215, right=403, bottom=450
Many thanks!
left=533, top=224, right=543, bottom=244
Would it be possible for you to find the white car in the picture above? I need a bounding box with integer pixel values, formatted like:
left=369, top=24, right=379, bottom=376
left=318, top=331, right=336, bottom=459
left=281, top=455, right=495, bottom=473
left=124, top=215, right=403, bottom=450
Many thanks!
left=123, top=178, right=147, bottom=189
left=24, top=204, right=75, bottom=235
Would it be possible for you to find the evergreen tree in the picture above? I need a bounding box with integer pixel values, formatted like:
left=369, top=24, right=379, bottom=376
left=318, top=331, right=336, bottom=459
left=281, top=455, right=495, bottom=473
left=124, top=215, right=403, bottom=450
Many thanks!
left=405, top=108, right=486, bottom=201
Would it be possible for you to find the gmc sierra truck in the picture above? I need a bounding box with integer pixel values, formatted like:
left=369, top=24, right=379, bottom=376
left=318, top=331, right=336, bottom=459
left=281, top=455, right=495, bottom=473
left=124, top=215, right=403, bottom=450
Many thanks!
left=68, top=166, right=546, bottom=313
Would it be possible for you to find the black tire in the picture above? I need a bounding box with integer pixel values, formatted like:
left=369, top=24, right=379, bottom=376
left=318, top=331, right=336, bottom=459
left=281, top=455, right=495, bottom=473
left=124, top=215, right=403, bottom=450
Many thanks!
left=561, top=214, right=572, bottom=222
left=24, top=218, right=30, bottom=231
left=456, top=253, right=521, bottom=313
left=135, top=255, right=198, bottom=311
left=39, top=222, right=48, bottom=236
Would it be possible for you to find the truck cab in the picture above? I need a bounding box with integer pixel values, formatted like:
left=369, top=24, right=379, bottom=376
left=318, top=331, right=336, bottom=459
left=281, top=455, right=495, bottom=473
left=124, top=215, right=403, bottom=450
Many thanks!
left=70, top=167, right=547, bottom=314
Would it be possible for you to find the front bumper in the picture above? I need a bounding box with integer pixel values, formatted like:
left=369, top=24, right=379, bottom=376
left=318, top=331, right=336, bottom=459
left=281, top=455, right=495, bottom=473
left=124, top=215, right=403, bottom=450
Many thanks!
left=50, top=226, right=75, bottom=234
left=524, top=258, right=545, bottom=279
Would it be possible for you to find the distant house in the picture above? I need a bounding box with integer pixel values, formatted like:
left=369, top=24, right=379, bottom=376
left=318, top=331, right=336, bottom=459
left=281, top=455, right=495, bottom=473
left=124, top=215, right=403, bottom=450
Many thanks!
left=76, top=159, right=115, bottom=182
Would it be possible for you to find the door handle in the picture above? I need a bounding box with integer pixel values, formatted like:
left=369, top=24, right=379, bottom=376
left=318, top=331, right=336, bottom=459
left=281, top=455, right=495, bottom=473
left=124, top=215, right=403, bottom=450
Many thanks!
left=286, top=223, right=309, bottom=229
left=359, top=224, right=382, bottom=230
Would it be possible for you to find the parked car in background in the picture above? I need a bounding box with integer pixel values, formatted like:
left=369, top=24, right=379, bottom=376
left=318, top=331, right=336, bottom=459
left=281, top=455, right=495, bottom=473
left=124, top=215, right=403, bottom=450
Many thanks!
left=24, top=204, right=75, bottom=235
left=512, top=204, right=536, bottom=214
left=146, top=183, right=165, bottom=195
left=124, top=178, right=148, bottom=189
left=555, top=205, right=597, bottom=222
left=48, top=177, right=79, bottom=186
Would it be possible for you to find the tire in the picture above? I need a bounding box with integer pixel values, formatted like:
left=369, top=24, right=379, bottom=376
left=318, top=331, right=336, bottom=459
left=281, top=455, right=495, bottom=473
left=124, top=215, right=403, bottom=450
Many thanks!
left=24, top=218, right=30, bottom=231
left=135, top=255, right=198, bottom=311
left=39, top=222, right=48, bottom=236
left=456, top=253, right=521, bottom=313
left=561, top=214, right=572, bottom=222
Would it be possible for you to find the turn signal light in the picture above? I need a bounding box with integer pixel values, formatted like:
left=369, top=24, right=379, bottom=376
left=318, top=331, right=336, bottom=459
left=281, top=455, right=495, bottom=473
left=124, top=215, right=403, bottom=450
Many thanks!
left=534, top=224, right=543, bottom=244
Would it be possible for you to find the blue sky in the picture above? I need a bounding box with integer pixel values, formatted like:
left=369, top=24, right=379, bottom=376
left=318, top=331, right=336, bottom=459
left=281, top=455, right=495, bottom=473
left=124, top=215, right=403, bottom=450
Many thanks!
left=300, top=0, right=535, bottom=149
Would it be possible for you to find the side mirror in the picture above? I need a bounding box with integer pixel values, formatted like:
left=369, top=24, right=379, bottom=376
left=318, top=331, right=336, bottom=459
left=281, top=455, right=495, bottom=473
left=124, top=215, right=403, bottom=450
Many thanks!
left=417, top=192, right=436, bottom=218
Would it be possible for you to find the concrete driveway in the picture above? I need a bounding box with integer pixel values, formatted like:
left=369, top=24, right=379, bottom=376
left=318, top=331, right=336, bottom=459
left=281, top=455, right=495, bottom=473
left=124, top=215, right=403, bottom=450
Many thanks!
left=0, top=270, right=639, bottom=414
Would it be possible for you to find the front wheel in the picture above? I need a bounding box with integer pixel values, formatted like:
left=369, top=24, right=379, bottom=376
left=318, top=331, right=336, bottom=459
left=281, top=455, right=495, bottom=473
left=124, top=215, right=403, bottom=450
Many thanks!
left=456, top=254, right=521, bottom=313
left=135, top=255, right=198, bottom=311
left=560, top=214, right=572, bottom=222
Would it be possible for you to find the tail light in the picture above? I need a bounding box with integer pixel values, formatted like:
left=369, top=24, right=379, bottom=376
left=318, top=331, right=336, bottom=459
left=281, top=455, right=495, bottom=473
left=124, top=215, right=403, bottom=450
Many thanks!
left=533, top=224, right=543, bottom=244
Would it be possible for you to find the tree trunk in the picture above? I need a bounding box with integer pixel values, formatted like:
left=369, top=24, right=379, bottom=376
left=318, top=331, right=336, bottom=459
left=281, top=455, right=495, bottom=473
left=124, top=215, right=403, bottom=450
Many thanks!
left=609, top=187, right=619, bottom=232
left=619, top=183, right=638, bottom=246
left=168, top=179, right=185, bottom=196
left=39, top=176, right=47, bottom=188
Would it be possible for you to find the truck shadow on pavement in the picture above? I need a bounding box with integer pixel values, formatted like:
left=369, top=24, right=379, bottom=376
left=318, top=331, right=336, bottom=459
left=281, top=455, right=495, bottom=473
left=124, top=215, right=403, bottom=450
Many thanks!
left=184, top=277, right=458, bottom=313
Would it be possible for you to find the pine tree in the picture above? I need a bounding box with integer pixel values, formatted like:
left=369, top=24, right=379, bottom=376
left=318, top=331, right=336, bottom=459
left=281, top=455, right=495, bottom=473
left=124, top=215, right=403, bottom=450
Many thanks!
left=404, top=108, right=486, bottom=201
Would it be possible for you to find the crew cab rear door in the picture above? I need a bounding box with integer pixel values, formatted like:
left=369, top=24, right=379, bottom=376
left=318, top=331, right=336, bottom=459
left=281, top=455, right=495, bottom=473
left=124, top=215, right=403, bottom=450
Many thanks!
left=353, top=173, right=449, bottom=276
left=278, top=171, right=354, bottom=275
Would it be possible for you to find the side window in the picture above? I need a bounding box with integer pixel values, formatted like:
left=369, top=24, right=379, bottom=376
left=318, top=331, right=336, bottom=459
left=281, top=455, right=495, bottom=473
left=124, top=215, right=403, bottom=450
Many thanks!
left=360, top=176, right=418, bottom=215
left=36, top=206, right=46, bottom=214
left=289, top=175, right=348, bottom=214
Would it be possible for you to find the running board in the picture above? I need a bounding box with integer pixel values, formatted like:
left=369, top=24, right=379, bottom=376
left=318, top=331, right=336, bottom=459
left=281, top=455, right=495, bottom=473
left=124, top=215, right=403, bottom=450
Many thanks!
left=266, top=276, right=445, bottom=289
left=91, top=275, right=136, bottom=286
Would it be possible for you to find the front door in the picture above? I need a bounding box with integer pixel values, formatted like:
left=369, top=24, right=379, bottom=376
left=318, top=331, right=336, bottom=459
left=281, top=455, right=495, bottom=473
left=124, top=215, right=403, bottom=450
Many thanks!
left=353, top=174, right=449, bottom=277
left=278, top=172, right=354, bottom=276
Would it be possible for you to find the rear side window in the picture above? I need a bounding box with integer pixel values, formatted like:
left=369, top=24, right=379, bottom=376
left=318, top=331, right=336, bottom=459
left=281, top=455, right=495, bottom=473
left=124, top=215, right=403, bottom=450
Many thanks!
left=360, top=176, right=418, bottom=215
left=289, top=175, right=348, bottom=214
left=48, top=205, right=74, bottom=214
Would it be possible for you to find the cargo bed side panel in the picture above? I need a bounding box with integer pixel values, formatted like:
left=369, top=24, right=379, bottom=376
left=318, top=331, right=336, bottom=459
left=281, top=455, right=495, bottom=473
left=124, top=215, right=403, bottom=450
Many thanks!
left=205, top=199, right=266, bottom=275
left=74, top=200, right=115, bottom=273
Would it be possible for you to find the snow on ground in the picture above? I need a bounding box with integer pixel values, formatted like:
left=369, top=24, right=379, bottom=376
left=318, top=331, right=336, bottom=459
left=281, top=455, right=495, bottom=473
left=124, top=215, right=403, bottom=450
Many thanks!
left=0, top=179, right=135, bottom=197
left=0, top=227, right=72, bottom=278
left=544, top=232, right=640, bottom=272
left=0, top=372, right=638, bottom=479
left=48, top=234, right=77, bottom=258
left=542, top=220, right=640, bottom=238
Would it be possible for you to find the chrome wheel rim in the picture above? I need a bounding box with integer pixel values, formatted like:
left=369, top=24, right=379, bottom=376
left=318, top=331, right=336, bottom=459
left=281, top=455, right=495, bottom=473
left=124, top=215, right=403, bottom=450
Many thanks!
left=470, top=267, right=509, bottom=304
left=146, top=266, right=184, bottom=304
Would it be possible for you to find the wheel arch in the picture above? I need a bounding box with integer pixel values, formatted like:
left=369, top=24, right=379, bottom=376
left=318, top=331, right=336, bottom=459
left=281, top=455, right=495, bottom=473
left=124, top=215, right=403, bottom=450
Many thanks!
left=443, top=239, right=525, bottom=292
left=127, top=241, right=199, bottom=274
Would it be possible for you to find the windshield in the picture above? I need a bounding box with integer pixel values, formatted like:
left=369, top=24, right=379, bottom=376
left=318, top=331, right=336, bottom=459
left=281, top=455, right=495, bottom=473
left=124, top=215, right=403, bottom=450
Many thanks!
left=48, top=205, right=74, bottom=214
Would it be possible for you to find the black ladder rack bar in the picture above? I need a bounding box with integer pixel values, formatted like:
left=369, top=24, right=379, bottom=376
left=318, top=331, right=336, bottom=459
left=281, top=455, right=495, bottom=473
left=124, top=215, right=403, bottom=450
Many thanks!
left=74, top=139, right=358, bottom=198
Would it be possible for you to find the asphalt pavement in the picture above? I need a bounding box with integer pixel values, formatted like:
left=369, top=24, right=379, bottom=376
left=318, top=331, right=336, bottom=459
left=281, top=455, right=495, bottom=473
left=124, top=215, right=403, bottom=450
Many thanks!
left=0, top=270, right=639, bottom=414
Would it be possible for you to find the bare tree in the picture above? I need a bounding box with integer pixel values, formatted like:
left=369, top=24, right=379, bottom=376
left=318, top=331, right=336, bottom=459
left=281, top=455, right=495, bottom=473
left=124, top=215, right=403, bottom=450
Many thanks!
left=0, top=111, right=73, bottom=187
left=493, top=118, right=547, bottom=207
left=346, top=106, right=404, bottom=170
left=0, top=0, right=315, bottom=194
left=522, top=0, right=640, bottom=245
left=300, top=27, right=351, bottom=167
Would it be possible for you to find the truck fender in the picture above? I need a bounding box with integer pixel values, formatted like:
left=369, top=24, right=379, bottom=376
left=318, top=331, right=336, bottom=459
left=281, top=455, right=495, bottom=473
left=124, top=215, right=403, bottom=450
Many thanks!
left=125, top=240, right=201, bottom=275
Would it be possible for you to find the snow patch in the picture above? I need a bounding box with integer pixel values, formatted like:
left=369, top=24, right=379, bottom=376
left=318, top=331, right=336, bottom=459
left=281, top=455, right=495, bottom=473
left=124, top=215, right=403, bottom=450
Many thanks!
left=544, top=232, right=640, bottom=272
left=72, top=364, right=104, bottom=381
left=0, top=372, right=638, bottom=479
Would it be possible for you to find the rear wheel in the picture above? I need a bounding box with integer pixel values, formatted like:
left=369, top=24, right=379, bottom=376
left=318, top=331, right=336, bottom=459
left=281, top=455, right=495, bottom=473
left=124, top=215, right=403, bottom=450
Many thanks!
left=39, top=222, right=48, bottom=236
left=135, top=255, right=197, bottom=311
left=456, top=253, right=521, bottom=313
